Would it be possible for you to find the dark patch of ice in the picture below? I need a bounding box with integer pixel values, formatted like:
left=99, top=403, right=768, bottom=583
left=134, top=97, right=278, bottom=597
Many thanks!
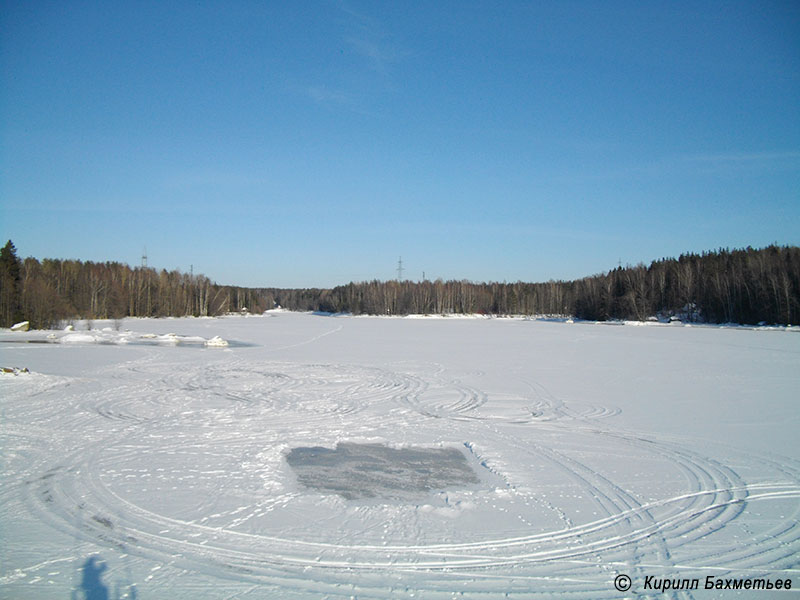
left=286, top=442, right=483, bottom=500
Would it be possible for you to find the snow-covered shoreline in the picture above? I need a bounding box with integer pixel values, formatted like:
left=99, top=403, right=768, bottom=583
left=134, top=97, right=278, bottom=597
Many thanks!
left=4, top=308, right=796, bottom=338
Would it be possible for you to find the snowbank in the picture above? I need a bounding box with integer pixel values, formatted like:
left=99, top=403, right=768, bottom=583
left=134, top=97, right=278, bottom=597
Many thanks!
left=1, top=328, right=231, bottom=347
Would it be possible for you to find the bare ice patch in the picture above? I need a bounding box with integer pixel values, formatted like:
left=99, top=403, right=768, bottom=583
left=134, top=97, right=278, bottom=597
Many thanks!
left=286, top=442, right=485, bottom=500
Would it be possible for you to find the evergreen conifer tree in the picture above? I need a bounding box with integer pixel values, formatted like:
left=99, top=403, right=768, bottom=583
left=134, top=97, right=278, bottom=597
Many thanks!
left=0, top=240, right=24, bottom=326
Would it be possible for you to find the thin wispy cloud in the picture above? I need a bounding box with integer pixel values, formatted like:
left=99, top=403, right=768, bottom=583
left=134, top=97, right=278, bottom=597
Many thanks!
left=344, top=35, right=401, bottom=73
left=337, top=1, right=406, bottom=73
left=685, top=151, right=800, bottom=163
left=305, top=84, right=354, bottom=107
left=293, top=4, right=404, bottom=111
left=680, top=150, right=800, bottom=176
left=552, top=149, right=800, bottom=183
left=164, top=170, right=268, bottom=190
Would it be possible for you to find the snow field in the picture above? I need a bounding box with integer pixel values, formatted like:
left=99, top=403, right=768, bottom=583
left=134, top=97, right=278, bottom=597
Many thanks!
left=1, top=312, right=799, bottom=598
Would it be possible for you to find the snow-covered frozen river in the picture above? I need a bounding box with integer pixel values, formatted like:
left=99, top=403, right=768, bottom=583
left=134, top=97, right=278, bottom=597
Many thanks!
left=2, top=312, right=798, bottom=598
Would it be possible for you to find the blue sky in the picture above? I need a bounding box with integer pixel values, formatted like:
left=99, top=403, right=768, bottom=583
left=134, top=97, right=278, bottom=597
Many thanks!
left=1, top=1, right=798, bottom=288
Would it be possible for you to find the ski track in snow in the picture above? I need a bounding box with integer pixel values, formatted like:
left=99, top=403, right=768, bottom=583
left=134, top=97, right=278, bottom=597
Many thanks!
left=2, top=314, right=799, bottom=598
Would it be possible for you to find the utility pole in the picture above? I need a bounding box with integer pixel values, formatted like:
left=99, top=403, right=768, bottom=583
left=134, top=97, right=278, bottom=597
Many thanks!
left=396, top=256, right=404, bottom=281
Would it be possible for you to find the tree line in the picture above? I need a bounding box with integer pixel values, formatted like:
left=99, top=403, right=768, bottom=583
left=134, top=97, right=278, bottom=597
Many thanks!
left=1, top=241, right=799, bottom=328
left=263, top=245, right=800, bottom=325
left=0, top=241, right=267, bottom=329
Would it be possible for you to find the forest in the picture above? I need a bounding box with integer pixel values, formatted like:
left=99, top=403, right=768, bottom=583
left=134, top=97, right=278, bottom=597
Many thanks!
left=264, top=245, right=800, bottom=325
left=1, top=241, right=799, bottom=328
left=0, top=241, right=268, bottom=329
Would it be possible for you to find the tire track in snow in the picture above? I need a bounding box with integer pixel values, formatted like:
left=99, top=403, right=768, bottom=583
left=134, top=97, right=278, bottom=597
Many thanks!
left=10, top=358, right=800, bottom=598
left=391, top=367, right=797, bottom=596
